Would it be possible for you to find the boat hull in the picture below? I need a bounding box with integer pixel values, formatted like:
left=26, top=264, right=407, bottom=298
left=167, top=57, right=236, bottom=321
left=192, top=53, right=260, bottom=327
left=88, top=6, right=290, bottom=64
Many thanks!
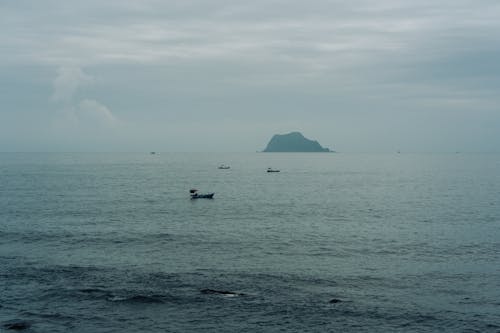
left=191, top=193, right=214, bottom=199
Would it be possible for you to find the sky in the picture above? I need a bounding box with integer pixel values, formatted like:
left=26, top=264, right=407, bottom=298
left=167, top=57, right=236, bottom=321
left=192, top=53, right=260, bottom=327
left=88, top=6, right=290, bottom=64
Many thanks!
left=1, top=0, right=500, bottom=152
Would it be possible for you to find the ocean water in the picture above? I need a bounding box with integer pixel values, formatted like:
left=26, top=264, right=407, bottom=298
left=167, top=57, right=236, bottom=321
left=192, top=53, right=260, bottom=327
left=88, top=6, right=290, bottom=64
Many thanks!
left=1, top=152, right=499, bottom=332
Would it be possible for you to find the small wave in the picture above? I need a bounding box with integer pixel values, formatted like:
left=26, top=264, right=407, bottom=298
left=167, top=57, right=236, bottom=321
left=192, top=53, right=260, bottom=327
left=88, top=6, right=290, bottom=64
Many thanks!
left=107, top=294, right=166, bottom=304
left=328, top=298, right=343, bottom=304
left=200, top=289, right=244, bottom=297
left=75, top=287, right=113, bottom=300
left=78, top=287, right=108, bottom=293
left=2, top=320, right=32, bottom=331
left=20, top=310, right=75, bottom=321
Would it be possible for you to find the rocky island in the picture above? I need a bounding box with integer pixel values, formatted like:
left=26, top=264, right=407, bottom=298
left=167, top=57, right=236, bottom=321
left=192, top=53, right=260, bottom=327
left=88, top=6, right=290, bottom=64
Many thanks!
left=263, top=132, right=331, bottom=152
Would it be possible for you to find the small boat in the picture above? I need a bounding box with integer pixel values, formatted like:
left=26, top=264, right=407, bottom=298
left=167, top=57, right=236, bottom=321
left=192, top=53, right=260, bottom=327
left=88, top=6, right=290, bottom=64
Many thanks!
left=267, top=168, right=280, bottom=173
left=191, top=193, right=214, bottom=199
left=218, top=164, right=230, bottom=169
left=190, top=189, right=214, bottom=199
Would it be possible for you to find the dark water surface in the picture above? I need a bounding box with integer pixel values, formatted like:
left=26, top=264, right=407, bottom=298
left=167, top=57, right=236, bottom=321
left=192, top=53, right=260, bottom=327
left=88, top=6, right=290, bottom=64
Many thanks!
left=1, top=153, right=499, bottom=332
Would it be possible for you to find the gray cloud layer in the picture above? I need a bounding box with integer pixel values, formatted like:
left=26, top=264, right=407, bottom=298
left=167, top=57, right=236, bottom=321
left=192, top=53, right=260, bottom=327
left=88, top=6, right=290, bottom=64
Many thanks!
left=1, top=0, right=499, bottom=151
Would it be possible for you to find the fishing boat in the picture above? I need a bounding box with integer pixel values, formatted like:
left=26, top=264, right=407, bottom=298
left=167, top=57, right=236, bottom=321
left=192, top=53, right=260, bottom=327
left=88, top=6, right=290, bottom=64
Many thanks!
left=218, top=164, right=230, bottom=169
left=190, top=189, right=214, bottom=199
left=267, top=168, right=280, bottom=173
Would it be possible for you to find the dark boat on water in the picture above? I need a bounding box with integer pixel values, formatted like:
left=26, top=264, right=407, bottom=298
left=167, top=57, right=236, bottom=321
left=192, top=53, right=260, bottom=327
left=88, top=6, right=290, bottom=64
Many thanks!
left=267, top=168, right=280, bottom=173
left=190, top=189, right=214, bottom=199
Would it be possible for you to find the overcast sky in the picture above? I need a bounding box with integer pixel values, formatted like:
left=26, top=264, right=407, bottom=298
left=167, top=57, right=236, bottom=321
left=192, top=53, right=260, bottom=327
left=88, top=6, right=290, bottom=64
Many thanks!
left=1, top=0, right=499, bottom=152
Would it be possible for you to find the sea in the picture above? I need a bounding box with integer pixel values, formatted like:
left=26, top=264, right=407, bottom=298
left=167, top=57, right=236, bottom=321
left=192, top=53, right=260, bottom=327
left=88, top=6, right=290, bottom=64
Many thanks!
left=1, top=152, right=499, bottom=332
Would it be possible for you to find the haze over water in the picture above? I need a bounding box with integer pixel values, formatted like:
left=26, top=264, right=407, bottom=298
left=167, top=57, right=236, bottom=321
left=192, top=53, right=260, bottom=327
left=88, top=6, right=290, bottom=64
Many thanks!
left=1, top=152, right=499, bottom=332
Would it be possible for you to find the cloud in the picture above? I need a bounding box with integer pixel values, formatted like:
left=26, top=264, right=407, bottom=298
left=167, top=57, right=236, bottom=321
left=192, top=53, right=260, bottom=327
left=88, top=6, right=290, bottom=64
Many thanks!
left=77, top=99, right=116, bottom=125
left=51, top=66, right=116, bottom=128
left=51, top=66, right=92, bottom=102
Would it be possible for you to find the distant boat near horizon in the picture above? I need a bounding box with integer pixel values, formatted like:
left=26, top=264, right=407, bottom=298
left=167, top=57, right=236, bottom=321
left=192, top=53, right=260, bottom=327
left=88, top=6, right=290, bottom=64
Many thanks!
left=267, top=167, right=280, bottom=173
left=189, top=188, right=214, bottom=199
left=218, top=164, right=230, bottom=169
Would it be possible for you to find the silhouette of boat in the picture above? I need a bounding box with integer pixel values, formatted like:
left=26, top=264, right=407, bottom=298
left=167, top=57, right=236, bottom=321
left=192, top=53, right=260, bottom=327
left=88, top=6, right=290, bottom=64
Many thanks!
left=218, top=164, right=230, bottom=169
left=190, top=189, right=214, bottom=199
left=267, top=168, right=280, bottom=173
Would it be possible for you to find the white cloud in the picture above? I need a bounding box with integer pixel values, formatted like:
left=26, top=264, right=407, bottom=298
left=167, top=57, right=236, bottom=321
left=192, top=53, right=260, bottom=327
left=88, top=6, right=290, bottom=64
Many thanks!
left=51, top=66, right=92, bottom=102
left=51, top=66, right=116, bottom=128
left=77, top=99, right=116, bottom=126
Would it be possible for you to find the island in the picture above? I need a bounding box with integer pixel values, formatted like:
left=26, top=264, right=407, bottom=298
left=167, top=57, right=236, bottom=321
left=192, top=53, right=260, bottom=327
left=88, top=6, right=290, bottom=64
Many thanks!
left=263, top=132, right=332, bottom=152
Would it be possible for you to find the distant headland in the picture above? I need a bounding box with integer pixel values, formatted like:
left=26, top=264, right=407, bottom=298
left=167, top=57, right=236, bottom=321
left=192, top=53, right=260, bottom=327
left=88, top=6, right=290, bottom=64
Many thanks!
left=263, top=132, right=332, bottom=152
